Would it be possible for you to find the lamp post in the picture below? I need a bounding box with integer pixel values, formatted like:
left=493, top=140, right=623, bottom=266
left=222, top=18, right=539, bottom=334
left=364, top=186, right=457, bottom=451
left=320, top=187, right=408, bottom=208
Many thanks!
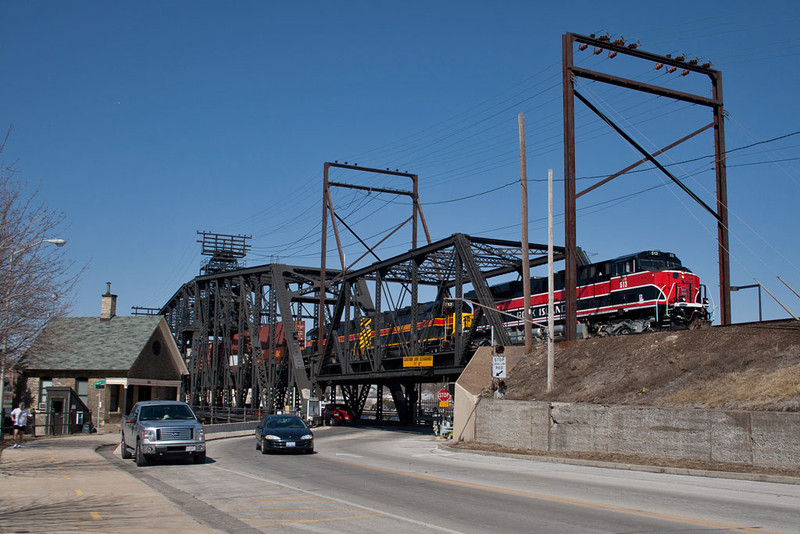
left=1, top=238, right=66, bottom=438
left=730, top=283, right=762, bottom=322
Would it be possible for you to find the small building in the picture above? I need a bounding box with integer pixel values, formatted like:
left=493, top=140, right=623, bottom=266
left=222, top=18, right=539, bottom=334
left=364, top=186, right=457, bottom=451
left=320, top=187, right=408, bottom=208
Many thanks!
left=20, top=285, right=188, bottom=432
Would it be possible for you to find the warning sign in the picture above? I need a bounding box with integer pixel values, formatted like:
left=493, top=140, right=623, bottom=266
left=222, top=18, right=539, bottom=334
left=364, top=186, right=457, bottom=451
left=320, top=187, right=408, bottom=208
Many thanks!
left=403, top=355, right=434, bottom=368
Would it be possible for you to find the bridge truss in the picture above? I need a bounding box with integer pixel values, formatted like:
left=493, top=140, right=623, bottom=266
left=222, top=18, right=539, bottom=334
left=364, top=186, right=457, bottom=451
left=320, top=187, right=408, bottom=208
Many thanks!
left=160, top=233, right=563, bottom=424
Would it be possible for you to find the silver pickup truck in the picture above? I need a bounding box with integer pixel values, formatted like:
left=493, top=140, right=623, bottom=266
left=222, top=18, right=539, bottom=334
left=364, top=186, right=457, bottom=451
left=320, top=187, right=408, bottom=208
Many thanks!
left=120, top=400, right=205, bottom=466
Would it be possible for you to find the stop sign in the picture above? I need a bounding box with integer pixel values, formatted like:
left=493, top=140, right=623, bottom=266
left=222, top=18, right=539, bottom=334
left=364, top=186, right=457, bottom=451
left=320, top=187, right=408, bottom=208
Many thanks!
left=438, top=388, right=451, bottom=402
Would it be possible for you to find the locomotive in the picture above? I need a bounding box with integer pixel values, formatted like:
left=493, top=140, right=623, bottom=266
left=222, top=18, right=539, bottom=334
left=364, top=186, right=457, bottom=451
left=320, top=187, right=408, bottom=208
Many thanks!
left=305, top=301, right=474, bottom=358
left=482, top=250, right=710, bottom=340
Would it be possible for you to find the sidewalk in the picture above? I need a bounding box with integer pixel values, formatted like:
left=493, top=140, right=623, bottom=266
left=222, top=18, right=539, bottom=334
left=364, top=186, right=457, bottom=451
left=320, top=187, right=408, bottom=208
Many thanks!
left=0, top=432, right=231, bottom=533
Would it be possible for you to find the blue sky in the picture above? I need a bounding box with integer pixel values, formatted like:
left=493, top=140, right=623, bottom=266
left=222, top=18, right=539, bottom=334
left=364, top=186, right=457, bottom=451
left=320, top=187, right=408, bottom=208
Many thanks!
left=1, top=1, right=798, bottom=324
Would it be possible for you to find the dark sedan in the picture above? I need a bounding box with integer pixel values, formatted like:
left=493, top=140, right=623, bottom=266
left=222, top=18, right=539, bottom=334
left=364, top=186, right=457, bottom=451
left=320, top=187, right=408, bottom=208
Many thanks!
left=255, top=414, right=314, bottom=454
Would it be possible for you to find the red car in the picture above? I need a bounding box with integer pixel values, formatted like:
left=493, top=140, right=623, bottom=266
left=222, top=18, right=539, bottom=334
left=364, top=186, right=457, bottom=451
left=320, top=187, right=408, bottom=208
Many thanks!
left=322, top=404, right=354, bottom=425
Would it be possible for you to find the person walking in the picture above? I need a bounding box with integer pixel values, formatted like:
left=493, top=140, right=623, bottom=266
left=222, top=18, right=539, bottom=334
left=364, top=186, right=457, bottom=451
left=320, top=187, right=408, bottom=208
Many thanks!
left=10, top=402, right=31, bottom=448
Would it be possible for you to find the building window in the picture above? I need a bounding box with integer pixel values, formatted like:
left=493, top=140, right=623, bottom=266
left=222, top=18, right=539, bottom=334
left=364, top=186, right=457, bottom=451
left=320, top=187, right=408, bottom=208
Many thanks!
left=109, top=385, right=121, bottom=412
left=40, top=378, right=53, bottom=410
left=76, top=378, right=89, bottom=406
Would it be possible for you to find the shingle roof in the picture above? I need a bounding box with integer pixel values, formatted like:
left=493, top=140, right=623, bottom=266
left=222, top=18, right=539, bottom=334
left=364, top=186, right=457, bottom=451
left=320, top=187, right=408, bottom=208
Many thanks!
left=22, top=316, right=164, bottom=372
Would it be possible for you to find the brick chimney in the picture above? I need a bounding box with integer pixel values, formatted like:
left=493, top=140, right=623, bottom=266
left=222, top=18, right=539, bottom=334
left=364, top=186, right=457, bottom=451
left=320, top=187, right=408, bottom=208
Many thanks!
left=101, top=282, right=117, bottom=320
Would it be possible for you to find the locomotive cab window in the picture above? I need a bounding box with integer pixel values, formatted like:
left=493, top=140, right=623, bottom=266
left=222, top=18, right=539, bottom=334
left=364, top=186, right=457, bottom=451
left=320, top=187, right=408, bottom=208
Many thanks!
left=614, top=259, right=635, bottom=276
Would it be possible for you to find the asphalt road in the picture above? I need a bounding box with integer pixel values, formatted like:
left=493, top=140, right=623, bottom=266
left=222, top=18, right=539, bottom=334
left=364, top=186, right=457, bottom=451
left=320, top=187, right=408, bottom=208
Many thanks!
left=120, top=426, right=800, bottom=533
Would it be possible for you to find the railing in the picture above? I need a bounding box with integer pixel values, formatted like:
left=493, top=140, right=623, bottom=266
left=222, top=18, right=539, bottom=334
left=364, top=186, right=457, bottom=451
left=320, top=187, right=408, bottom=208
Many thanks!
left=191, top=406, right=264, bottom=425
left=191, top=401, right=449, bottom=427
left=1, top=411, right=94, bottom=437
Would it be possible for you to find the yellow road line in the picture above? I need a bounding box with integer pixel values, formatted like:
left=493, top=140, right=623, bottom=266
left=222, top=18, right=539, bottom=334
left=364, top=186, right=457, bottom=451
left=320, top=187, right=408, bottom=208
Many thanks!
left=324, top=457, right=785, bottom=534
left=90, top=512, right=102, bottom=520
left=74, top=489, right=83, bottom=496
left=63, top=475, right=71, bottom=480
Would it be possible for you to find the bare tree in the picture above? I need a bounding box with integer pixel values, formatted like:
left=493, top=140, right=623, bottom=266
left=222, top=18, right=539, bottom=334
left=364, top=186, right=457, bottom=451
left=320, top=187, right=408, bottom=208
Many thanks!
left=1, top=126, right=81, bottom=416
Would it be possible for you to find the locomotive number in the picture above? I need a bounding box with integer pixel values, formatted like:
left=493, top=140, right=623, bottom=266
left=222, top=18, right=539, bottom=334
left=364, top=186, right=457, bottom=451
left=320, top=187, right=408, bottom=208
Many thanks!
left=620, top=278, right=628, bottom=288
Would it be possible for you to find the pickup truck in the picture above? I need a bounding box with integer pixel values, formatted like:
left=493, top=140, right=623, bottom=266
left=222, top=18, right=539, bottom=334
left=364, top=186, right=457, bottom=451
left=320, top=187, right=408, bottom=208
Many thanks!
left=120, top=400, right=205, bottom=466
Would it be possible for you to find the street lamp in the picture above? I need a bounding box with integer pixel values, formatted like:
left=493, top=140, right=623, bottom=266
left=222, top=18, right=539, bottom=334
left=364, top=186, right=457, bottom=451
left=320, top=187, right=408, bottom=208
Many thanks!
left=730, top=283, right=762, bottom=322
left=1, top=238, right=67, bottom=438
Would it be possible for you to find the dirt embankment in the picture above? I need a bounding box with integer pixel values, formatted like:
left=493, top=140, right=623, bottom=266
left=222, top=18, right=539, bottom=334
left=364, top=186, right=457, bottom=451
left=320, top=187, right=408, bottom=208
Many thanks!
left=504, top=320, right=800, bottom=412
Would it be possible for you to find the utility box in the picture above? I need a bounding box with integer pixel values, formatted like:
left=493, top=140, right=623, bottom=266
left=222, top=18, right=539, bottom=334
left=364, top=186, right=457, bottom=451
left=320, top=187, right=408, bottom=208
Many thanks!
left=304, top=397, right=321, bottom=427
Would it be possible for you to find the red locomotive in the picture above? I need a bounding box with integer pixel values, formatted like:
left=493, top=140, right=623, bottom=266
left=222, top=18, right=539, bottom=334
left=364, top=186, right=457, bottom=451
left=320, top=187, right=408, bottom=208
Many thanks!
left=486, top=250, right=710, bottom=339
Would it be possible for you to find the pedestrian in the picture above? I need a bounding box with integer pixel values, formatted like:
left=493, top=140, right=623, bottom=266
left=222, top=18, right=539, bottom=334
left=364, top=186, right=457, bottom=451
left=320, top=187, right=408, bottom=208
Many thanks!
left=10, top=402, right=32, bottom=448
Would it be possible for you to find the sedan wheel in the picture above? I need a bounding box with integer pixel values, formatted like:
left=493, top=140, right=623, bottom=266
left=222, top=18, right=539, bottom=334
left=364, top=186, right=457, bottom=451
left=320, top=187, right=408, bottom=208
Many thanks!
left=260, top=437, right=269, bottom=455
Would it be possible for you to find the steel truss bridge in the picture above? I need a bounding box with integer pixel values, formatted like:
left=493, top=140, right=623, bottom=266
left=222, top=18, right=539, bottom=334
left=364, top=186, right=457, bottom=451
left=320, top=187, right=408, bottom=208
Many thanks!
left=160, top=233, right=564, bottom=424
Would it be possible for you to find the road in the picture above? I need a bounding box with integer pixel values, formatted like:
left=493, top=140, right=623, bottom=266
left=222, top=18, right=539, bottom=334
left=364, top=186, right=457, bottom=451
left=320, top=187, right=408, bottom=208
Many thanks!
left=119, top=426, right=800, bottom=533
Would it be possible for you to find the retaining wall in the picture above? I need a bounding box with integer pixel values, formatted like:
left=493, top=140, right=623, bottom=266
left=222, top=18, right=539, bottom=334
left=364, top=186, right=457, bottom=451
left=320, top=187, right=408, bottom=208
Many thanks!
left=473, top=399, right=800, bottom=469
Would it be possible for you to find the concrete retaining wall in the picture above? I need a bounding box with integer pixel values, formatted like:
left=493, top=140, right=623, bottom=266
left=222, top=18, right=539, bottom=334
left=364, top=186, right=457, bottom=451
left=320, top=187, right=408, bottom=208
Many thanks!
left=473, top=400, right=800, bottom=469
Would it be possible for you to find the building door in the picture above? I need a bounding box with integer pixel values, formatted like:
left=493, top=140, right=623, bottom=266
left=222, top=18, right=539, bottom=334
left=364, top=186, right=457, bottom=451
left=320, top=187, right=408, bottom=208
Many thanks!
left=51, top=399, right=65, bottom=435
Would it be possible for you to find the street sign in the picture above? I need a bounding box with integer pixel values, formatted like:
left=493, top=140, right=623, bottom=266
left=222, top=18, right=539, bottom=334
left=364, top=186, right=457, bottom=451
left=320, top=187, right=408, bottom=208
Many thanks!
left=438, top=388, right=451, bottom=402
left=492, top=355, right=507, bottom=378
left=93, top=380, right=106, bottom=389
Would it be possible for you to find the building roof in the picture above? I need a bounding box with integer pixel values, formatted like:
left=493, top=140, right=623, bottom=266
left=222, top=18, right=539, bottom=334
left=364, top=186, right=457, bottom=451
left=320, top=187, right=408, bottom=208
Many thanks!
left=22, top=315, right=168, bottom=373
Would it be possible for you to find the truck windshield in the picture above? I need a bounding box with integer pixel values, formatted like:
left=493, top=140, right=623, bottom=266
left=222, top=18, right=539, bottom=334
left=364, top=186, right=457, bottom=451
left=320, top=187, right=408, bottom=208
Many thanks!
left=140, top=405, right=195, bottom=421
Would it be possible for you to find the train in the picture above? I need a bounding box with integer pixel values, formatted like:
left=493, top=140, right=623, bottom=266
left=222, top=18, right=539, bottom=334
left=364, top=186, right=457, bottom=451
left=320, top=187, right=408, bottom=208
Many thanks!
left=478, top=249, right=710, bottom=340
left=306, top=250, right=710, bottom=357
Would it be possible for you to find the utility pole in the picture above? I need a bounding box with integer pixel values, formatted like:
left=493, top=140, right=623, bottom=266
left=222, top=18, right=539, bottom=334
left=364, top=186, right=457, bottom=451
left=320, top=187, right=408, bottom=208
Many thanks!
left=547, top=169, right=555, bottom=391
left=519, top=113, right=532, bottom=353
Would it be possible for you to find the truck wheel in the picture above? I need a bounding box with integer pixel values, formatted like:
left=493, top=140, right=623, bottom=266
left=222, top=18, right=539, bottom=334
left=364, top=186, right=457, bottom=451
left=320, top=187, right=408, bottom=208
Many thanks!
left=120, top=434, right=132, bottom=459
left=135, top=440, right=149, bottom=466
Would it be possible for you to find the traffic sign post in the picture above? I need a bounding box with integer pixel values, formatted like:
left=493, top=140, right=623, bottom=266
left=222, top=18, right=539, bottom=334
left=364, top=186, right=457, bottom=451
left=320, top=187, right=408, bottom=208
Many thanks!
left=438, top=388, right=451, bottom=408
left=492, top=355, right=507, bottom=378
